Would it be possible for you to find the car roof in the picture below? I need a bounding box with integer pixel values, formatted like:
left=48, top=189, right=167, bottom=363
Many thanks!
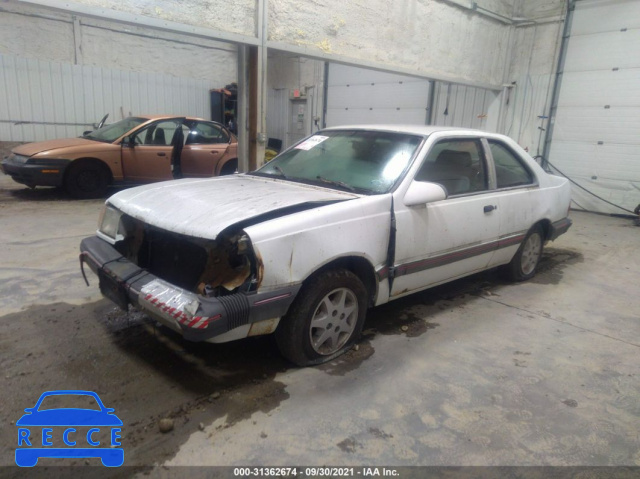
left=321, top=124, right=491, bottom=137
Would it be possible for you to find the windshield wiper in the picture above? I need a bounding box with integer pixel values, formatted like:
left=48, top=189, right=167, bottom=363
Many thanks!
left=315, top=176, right=356, bottom=192
left=273, top=166, right=288, bottom=179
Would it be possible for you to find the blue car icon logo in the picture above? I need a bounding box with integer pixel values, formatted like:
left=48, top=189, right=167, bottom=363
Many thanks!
left=16, top=390, right=123, bottom=467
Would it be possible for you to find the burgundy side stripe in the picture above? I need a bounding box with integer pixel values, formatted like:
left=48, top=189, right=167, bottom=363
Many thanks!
left=380, top=233, right=527, bottom=280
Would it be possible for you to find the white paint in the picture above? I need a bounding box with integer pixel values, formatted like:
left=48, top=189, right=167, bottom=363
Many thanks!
left=1, top=2, right=237, bottom=79
left=79, top=24, right=236, bottom=81
left=41, top=0, right=256, bottom=38
left=247, top=194, right=391, bottom=295
left=514, top=0, right=565, bottom=20
left=501, top=21, right=564, bottom=154
left=106, top=175, right=358, bottom=241
left=0, top=9, right=75, bottom=62
left=268, top=0, right=511, bottom=87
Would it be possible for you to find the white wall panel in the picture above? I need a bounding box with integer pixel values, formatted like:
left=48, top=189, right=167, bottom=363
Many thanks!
left=431, top=82, right=499, bottom=130
left=557, top=70, right=640, bottom=107
left=548, top=0, right=640, bottom=214
left=325, top=64, right=430, bottom=127
left=563, top=30, right=640, bottom=72
left=552, top=107, right=640, bottom=144
left=0, top=53, right=216, bottom=142
left=325, top=64, right=500, bottom=132
left=569, top=0, right=640, bottom=34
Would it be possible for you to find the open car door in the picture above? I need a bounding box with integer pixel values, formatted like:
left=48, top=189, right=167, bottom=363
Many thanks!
left=121, top=118, right=186, bottom=183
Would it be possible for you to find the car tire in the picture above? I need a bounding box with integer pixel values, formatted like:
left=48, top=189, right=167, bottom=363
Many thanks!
left=275, top=269, right=368, bottom=366
left=219, top=159, right=237, bottom=176
left=64, top=161, right=110, bottom=199
left=503, top=224, right=544, bottom=281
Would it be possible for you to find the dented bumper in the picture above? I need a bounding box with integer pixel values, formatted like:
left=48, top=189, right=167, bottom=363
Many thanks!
left=79, top=236, right=300, bottom=341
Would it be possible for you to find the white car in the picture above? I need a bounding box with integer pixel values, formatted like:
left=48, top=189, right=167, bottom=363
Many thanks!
left=80, top=125, right=572, bottom=366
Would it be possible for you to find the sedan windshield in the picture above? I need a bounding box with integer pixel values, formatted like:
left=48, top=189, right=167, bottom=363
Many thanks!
left=84, top=117, right=148, bottom=143
left=254, top=130, right=423, bottom=194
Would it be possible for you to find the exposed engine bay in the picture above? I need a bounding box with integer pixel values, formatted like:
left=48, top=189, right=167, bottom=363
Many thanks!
left=112, top=213, right=262, bottom=297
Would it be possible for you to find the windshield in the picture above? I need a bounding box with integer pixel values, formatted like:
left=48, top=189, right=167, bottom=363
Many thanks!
left=84, top=117, right=148, bottom=142
left=253, top=130, right=423, bottom=194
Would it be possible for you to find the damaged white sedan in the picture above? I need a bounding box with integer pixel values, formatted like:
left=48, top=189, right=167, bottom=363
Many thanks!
left=80, top=125, right=571, bottom=366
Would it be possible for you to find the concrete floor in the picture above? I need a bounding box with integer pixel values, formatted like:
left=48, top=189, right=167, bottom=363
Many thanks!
left=1, top=172, right=639, bottom=473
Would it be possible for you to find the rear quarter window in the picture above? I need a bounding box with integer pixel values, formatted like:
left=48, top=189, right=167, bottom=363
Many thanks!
left=488, top=140, right=535, bottom=188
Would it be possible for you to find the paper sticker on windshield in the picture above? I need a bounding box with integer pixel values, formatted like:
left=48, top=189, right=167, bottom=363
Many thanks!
left=295, top=135, right=329, bottom=151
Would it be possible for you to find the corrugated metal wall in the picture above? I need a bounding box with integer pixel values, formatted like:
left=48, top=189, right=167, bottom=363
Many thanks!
left=0, top=53, right=216, bottom=142
left=431, top=82, right=499, bottom=130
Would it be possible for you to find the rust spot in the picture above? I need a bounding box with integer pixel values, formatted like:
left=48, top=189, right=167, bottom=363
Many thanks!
left=197, top=234, right=251, bottom=293
left=248, top=317, right=280, bottom=337
left=390, top=288, right=410, bottom=297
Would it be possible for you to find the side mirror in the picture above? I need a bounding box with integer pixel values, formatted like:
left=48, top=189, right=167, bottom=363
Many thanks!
left=404, top=181, right=447, bottom=207
left=82, top=130, right=92, bottom=136
left=122, top=136, right=135, bottom=148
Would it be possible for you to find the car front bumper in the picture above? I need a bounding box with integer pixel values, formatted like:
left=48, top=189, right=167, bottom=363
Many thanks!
left=79, top=236, right=300, bottom=342
left=1, top=158, right=69, bottom=187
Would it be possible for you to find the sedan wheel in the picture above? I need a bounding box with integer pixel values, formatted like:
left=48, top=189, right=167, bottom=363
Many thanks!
left=309, top=288, right=359, bottom=356
left=276, top=269, right=367, bottom=366
left=520, top=231, right=542, bottom=276
left=503, top=224, right=544, bottom=281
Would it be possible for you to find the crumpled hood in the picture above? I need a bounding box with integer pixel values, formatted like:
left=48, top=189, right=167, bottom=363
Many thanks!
left=108, top=175, right=358, bottom=239
left=13, top=137, right=98, bottom=157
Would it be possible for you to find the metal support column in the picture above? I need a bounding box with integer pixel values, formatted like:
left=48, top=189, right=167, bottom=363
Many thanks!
left=252, top=0, right=268, bottom=170
left=542, top=0, right=575, bottom=168
left=237, top=45, right=250, bottom=173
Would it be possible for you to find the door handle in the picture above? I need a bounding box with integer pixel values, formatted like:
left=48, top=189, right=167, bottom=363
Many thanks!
left=210, top=151, right=220, bottom=155
left=157, top=152, right=166, bottom=157
left=484, top=205, right=497, bottom=213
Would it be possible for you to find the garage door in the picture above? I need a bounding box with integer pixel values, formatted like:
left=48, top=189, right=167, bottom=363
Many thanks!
left=547, top=0, right=640, bottom=214
left=326, top=64, right=499, bottom=132
left=325, top=64, right=431, bottom=127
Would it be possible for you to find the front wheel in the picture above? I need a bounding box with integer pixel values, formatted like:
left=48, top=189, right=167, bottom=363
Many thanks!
left=503, top=224, right=544, bottom=281
left=275, top=269, right=368, bottom=366
left=64, top=161, right=110, bottom=198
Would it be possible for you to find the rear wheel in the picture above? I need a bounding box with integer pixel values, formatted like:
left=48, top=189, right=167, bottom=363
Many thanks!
left=275, top=269, right=367, bottom=366
left=64, top=160, right=110, bottom=198
left=503, top=224, right=544, bottom=281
